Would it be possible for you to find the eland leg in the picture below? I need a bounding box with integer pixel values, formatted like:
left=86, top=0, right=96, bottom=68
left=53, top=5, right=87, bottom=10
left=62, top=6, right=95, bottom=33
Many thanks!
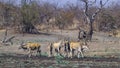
left=80, top=51, right=84, bottom=58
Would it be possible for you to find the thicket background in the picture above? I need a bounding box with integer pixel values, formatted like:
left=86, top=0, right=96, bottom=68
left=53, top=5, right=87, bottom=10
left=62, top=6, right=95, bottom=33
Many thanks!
left=0, top=0, right=119, bottom=33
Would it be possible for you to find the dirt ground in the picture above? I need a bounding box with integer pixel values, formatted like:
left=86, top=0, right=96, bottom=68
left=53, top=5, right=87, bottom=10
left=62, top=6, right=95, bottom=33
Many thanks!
left=0, top=29, right=120, bottom=68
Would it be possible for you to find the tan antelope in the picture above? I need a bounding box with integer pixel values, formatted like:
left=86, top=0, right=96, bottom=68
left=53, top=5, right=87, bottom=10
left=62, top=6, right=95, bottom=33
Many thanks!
left=48, top=40, right=64, bottom=57
left=63, top=40, right=89, bottom=58
left=19, top=42, right=41, bottom=57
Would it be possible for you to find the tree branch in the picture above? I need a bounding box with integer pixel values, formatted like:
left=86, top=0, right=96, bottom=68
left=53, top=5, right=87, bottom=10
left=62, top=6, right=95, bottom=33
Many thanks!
left=81, top=0, right=109, bottom=24
left=100, top=0, right=109, bottom=8
left=92, top=0, right=109, bottom=20
left=92, top=8, right=100, bottom=20
left=82, top=0, right=91, bottom=24
left=89, top=0, right=96, bottom=6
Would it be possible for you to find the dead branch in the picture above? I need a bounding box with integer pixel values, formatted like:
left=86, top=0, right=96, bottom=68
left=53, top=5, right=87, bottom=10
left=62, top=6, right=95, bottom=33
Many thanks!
left=92, top=0, right=109, bottom=20
left=100, top=0, right=109, bottom=8
left=83, top=0, right=109, bottom=22
left=89, top=0, right=96, bottom=6
left=1, top=35, right=15, bottom=45
left=4, top=36, right=15, bottom=43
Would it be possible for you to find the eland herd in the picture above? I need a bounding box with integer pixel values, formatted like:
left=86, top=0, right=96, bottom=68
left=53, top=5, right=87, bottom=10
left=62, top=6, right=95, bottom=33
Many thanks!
left=19, top=39, right=89, bottom=58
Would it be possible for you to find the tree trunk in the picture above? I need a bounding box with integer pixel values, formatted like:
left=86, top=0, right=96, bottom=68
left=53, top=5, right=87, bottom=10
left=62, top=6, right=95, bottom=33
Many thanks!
left=85, top=16, right=94, bottom=41
left=87, top=22, right=93, bottom=41
left=21, top=23, right=39, bottom=34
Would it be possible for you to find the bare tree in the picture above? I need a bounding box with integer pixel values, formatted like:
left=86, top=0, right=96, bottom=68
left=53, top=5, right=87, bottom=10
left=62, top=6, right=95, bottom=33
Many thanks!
left=80, top=0, right=109, bottom=41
